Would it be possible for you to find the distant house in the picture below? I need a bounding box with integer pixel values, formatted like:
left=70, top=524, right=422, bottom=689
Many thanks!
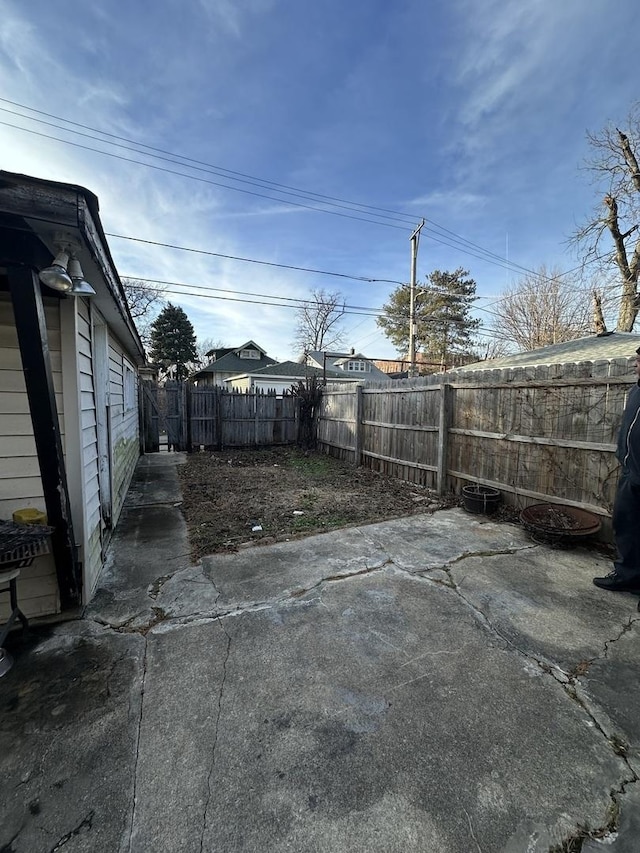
left=373, top=353, right=445, bottom=377
left=453, top=332, right=640, bottom=372
left=224, top=360, right=361, bottom=394
left=191, top=341, right=277, bottom=386
left=306, top=349, right=387, bottom=380
left=0, top=170, right=146, bottom=621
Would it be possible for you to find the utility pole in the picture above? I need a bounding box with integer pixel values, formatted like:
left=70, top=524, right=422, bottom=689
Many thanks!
left=408, top=219, right=425, bottom=378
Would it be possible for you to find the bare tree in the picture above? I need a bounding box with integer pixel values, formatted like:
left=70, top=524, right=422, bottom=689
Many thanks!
left=121, top=278, right=166, bottom=348
left=572, top=104, right=640, bottom=331
left=195, top=337, right=225, bottom=366
left=488, top=266, right=592, bottom=351
left=592, top=290, right=607, bottom=334
left=293, top=288, right=346, bottom=356
left=479, top=337, right=513, bottom=361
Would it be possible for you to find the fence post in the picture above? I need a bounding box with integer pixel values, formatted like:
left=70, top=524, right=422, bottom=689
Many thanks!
left=436, top=382, right=451, bottom=494
left=254, top=389, right=259, bottom=447
left=185, top=381, right=193, bottom=452
left=353, top=384, right=363, bottom=466
left=215, top=387, right=223, bottom=450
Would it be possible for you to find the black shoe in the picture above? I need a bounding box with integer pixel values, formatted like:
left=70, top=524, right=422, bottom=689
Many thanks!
left=593, top=571, right=640, bottom=592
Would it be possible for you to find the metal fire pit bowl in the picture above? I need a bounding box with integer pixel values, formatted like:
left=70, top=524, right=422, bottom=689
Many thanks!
left=520, top=503, right=601, bottom=548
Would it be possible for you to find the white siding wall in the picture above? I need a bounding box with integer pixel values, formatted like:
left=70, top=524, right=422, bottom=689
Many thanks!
left=253, top=378, right=297, bottom=394
left=76, top=300, right=102, bottom=600
left=108, top=333, right=139, bottom=525
left=0, top=293, right=60, bottom=619
left=0, top=295, right=140, bottom=619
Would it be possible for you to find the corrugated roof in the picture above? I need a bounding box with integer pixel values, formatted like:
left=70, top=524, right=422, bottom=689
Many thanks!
left=456, top=332, right=640, bottom=371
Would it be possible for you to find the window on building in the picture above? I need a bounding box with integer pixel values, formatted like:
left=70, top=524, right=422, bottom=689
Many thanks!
left=123, top=359, right=136, bottom=413
left=240, top=348, right=260, bottom=359
left=347, top=360, right=370, bottom=372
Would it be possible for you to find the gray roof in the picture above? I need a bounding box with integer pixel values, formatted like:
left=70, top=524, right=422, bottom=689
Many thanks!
left=307, top=350, right=387, bottom=378
left=230, top=361, right=349, bottom=380
left=456, top=332, right=640, bottom=371
left=191, top=341, right=276, bottom=378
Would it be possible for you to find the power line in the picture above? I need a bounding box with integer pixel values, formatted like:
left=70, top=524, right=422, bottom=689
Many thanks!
left=0, top=103, right=626, bottom=303
left=125, top=279, right=380, bottom=317
left=125, top=278, right=511, bottom=341
left=0, top=98, right=418, bottom=224
left=112, top=234, right=404, bottom=284
left=124, top=277, right=382, bottom=314
left=0, top=98, right=587, bottom=281
left=0, top=118, right=409, bottom=231
left=4, top=215, right=587, bottom=317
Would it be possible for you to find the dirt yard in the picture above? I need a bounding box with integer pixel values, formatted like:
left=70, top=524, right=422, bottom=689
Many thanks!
left=177, top=447, right=457, bottom=560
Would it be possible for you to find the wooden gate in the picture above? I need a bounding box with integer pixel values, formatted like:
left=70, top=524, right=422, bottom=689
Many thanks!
left=140, top=380, right=187, bottom=452
left=140, top=380, right=160, bottom=453
left=140, top=382, right=298, bottom=452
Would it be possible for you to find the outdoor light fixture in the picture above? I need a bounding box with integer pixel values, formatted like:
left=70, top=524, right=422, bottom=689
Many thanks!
left=67, top=256, right=96, bottom=296
left=38, top=240, right=96, bottom=296
left=38, top=248, right=73, bottom=292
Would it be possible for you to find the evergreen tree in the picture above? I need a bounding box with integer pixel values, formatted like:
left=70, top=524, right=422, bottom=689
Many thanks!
left=377, top=268, right=480, bottom=368
left=148, top=303, right=198, bottom=379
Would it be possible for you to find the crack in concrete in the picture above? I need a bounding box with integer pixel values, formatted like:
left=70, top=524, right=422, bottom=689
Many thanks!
left=199, top=582, right=231, bottom=853
left=603, top=615, right=639, bottom=658
left=1, top=827, right=22, bottom=852
left=86, top=535, right=640, bottom=851
left=463, top=806, right=484, bottom=853
left=49, top=810, right=94, bottom=852
left=442, top=543, right=537, bottom=570
left=568, top=615, right=640, bottom=681
left=127, top=638, right=148, bottom=853
left=548, top=750, right=637, bottom=851
left=148, top=574, right=173, bottom=600
left=92, top=606, right=169, bottom=636
left=287, top=559, right=392, bottom=600
left=424, top=558, right=640, bottom=852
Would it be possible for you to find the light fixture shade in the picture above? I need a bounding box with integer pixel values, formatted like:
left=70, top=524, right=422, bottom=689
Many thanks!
left=68, top=257, right=96, bottom=296
left=38, top=249, right=73, bottom=292
left=71, top=279, right=97, bottom=296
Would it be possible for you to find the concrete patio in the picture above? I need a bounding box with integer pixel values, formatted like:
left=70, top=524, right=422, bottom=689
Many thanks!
left=1, top=453, right=639, bottom=852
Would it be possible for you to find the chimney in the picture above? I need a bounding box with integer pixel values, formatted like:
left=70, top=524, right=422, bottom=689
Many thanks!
left=350, top=347, right=355, bottom=355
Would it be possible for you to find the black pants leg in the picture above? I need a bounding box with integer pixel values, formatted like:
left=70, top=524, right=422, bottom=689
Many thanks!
left=613, top=470, right=640, bottom=580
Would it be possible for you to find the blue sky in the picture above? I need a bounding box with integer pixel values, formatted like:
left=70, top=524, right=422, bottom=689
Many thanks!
left=1, top=0, right=638, bottom=361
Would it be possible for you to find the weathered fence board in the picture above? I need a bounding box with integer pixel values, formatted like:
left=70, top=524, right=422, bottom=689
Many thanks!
left=317, top=358, right=637, bottom=519
left=164, top=381, right=186, bottom=450
left=140, top=381, right=159, bottom=453
left=141, top=384, right=298, bottom=451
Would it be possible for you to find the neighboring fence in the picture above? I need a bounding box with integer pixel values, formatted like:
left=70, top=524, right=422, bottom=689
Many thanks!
left=189, top=386, right=297, bottom=448
left=140, top=382, right=298, bottom=451
left=317, top=358, right=636, bottom=519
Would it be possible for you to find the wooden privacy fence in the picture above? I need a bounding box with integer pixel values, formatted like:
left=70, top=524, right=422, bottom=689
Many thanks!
left=140, top=382, right=298, bottom=451
left=189, top=386, right=297, bottom=448
left=316, top=358, right=637, bottom=519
